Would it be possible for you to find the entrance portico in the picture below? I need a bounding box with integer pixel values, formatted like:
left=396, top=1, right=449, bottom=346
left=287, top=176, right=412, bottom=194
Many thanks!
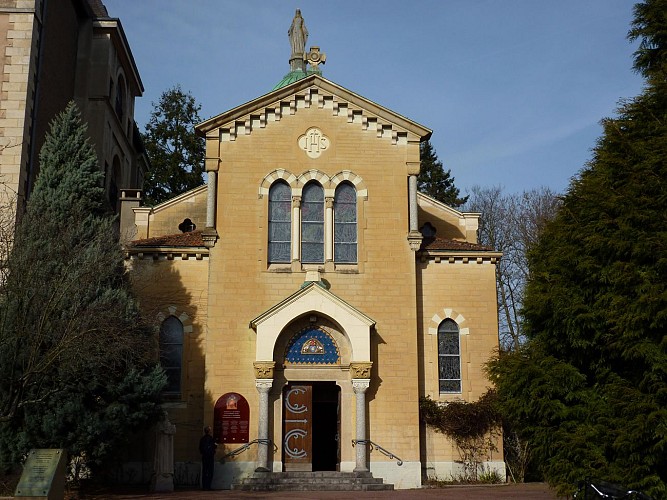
left=250, top=280, right=375, bottom=473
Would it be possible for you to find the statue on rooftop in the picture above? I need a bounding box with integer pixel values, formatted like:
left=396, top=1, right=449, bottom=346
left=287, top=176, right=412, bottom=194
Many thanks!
left=288, top=9, right=308, bottom=58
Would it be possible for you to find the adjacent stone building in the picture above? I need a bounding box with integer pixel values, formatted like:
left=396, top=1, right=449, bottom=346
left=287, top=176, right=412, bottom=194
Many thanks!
left=124, top=12, right=503, bottom=489
left=0, top=0, right=146, bottom=221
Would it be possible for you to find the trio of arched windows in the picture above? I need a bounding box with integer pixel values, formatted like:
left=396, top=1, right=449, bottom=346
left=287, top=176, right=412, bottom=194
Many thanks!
left=268, top=181, right=357, bottom=264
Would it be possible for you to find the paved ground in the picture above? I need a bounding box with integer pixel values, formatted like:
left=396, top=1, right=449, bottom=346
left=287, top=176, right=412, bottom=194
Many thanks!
left=59, top=482, right=560, bottom=499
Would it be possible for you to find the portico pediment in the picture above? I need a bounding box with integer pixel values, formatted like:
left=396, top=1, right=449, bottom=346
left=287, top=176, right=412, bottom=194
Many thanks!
left=250, top=282, right=375, bottom=363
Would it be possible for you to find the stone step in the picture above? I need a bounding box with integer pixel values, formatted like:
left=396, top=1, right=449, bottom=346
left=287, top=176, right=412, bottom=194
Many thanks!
left=232, top=471, right=394, bottom=491
left=240, top=477, right=385, bottom=484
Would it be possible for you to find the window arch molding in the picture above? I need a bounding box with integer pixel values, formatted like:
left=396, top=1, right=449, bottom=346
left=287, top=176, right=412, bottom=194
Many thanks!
left=330, top=170, right=368, bottom=200
left=296, top=169, right=331, bottom=189
left=258, top=169, right=298, bottom=198
left=428, top=308, right=469, bottom=336
left=156, top=306, right=193, bottom=332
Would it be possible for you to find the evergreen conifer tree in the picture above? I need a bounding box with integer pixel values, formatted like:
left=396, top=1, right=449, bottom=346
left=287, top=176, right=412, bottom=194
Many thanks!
left=0, top=102, right=165, bottom=474
left=488, top=2, right=667, bottom=496
left=141, top=85, right=205, bottom=206
left=418, top=140, right=467, bottom=207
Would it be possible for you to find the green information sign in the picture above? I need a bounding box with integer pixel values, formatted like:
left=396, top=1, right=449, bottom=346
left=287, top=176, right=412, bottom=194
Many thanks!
left=15, top=448, right=66, bottom=499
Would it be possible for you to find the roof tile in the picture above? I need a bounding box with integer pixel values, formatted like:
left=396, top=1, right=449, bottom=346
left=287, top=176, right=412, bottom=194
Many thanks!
left=130, top=231, right=205, bottom=248
left=421, top=237, right=493, bottom=252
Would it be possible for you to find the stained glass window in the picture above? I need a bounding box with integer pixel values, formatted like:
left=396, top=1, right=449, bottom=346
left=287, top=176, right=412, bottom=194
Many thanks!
left=301, top=182, right=324, bottom=263
left=268, top=181, right=292, bottom=263
left=285, top=328, right=340, bottom=364
left=438, top=319, right=461, bottom=393
left=334, top=182, right=357, bottom=263
left=159, top=316, right=183, bottom=394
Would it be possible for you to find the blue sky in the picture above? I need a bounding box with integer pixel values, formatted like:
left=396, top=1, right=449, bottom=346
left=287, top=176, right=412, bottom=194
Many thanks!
left=104, top=1, right=644, bottom=195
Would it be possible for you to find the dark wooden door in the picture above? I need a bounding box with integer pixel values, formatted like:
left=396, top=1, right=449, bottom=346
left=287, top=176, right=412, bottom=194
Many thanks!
left=283, top=384, right=312, bottom=471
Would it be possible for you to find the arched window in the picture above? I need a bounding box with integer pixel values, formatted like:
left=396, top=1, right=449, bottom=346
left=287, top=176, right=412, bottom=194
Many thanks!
left=115, top=75, right=125, bottom=121
left=334, top=182, right=357, bottom=263
left=268, top=181, right=292, bottom=263
left=109, top=156, right=121, bottom=213
left=159, top=316, right=184, bottom=394
left=438, top=319, right=461, bottom=393
left=301, top=182, right=324, bottom=263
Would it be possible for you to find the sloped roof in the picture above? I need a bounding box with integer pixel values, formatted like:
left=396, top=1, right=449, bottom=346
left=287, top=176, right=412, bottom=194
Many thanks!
left=129, top=230, right=205, bottom=248
left=421, top=236, right=493, bottom=252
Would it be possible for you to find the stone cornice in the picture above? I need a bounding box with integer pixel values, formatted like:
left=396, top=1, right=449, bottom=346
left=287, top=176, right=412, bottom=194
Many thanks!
left=125, top=247, right=209, bottom=261
left=417, top=251, right=502, bottom=264
left=196, top=75, right=431, bottom=146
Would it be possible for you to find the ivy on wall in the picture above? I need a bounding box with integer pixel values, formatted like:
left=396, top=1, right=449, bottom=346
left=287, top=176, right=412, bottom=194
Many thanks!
left=420, top=389, right=502, bottom=482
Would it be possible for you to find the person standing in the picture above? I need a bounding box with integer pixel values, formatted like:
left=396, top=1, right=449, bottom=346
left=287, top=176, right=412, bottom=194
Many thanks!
left=199, top=426, right=217, bottom=490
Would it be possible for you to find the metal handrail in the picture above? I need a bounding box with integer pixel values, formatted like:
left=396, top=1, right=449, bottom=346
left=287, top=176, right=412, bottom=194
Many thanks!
left=219, top=439, right=275, bottom=461
left=352, top=439, right=403, bottom=466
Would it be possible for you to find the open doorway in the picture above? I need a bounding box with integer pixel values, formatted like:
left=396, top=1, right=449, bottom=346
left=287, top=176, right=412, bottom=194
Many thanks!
left=283, top=382, right=340, bottom=471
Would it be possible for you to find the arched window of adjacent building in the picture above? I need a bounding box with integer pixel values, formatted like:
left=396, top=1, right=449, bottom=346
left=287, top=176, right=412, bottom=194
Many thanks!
left=438, top=319, right=461, bottom=393
left=268, top=181, right=292, bottom=263
left=301, top=182, right=324, bottom=263
left=159, top=316, right=184, bottom=394
left=334, top=182, right=357, bottom=263
left=115, top=75, right=125, bottom=121
left=109, top=156, right=121, bottom=213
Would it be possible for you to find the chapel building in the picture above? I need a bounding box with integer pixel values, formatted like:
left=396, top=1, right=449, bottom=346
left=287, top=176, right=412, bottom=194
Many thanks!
left=125, top=11, right=503, bottom=489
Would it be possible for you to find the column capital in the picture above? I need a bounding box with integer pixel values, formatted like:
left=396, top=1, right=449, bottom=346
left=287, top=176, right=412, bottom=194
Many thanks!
left=407, top=230, right=423, bottom=252
left=205, top=157, right=220, bottom=172
left=253, top=361, right=275, bottom=379
left=352, top=378, right=371, bottom=393
left=292, top=195, right=302, bottom=208
left=406, top=162, right=420, bottom=176
left=350, top=361, right=373, bottom=379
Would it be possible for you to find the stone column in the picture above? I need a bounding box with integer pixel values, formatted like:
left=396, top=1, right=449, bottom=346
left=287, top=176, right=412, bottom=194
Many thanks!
left=408, top=174, right=418, bottom=233
left=254, top=361, right=275, bottom=472
left=352, top=379, right=370, bottom=472
left=325, top=197, right=334, bottom=262
left=292, top=196, right=301, bottom=262
left=206, top=170, right=217, bottom=228
left=350, top=361, right=372, bottom=473
left=406, top=165, right=423, bottom=251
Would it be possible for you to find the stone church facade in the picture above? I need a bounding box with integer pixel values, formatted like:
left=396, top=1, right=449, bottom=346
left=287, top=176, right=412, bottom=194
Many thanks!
left=123, top=14, right=503, bottom=490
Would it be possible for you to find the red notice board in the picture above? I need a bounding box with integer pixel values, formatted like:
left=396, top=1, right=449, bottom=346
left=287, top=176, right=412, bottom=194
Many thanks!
left=214, top=392, right=249, bottom=444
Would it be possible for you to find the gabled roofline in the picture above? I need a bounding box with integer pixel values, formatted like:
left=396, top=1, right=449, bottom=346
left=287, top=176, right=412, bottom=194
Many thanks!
left=196, top=74, right=432, bottom=140
left=149, top=184, right=207, bottom=214
left=417, top=191, right=480, bottom=219
left=249, top=281, right=376, bottom=330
